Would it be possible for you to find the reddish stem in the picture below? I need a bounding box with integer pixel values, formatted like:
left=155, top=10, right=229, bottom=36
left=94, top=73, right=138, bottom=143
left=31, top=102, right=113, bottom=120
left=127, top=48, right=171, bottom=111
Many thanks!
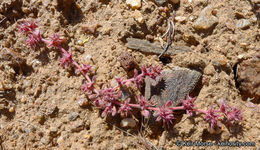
left=193, top=108, right=207, bottom=114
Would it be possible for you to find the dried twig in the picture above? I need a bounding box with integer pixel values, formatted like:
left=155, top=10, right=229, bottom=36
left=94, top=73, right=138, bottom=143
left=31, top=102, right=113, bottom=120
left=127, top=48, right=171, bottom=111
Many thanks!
left=0, top=16, right=6, bottom=24
left=159, top=11, right=176, bottom=58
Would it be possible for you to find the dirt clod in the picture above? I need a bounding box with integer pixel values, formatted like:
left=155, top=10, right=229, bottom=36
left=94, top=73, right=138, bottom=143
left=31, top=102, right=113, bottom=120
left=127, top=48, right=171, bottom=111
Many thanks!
left=118, top=51, right=137, bottom=71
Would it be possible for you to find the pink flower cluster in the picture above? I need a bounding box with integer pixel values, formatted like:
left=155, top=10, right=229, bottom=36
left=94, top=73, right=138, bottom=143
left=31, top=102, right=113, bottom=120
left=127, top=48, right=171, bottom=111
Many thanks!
left=184, top=98, right=243, bottom=131
left=18, top=20, right=92, bottom=78
left=19, top=20, right=243, bottom=131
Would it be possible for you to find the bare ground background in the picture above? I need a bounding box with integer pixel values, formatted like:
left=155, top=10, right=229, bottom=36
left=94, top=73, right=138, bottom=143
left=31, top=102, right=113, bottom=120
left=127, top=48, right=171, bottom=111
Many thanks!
left=0, top=0, right=259, bottom=149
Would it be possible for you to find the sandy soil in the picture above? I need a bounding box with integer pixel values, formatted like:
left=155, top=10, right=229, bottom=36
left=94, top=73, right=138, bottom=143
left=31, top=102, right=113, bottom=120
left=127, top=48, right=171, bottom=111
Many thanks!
left=0, top=0, right=259, bottom=149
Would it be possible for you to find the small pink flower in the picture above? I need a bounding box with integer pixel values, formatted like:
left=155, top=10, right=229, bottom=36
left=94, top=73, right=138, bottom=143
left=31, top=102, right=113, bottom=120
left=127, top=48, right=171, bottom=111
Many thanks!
left=118, top=98, right=132, bottom=117
left=94, top=97, right=106, bottom=108
left=99, top=86, right=122, bottom=103
left=219, top=99, right=231, bottom=114
left=141, top=65, right=162, bottom=79
left=81, top=81, right=95, bottom=93
left=60, top=49, right=73, bottom=68
left=219, top=100, right=242, bottom=125
left=204, top=107, right=221, bottom=130
left=78, top=64, right=92, bottom=75
left=155, top=100, right=175, bottom=128
left=226, top=107, right=242, bottom=123
left=48, top=33, right=62, bottom=48
left=182, top=95, right=196, bottom=116
left=137, top=96, right=151, bottom=117
left=19, top=20, right=38, bottom=34
left=26, top=30, right=42, bottom=49
left=115, top=77, right=125, bottom=87
left=101, top=103, right=117, bottom=117
left=133, top=69, right=144, bottom=89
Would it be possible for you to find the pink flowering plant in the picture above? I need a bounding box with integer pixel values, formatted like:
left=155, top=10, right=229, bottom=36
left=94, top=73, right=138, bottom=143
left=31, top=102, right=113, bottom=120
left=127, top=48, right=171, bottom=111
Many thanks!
left=18, top=20, right=243, bottom=131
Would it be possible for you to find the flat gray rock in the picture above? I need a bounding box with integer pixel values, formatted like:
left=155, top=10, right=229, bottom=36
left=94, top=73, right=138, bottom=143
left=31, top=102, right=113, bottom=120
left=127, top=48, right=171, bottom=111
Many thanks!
left=145, top=67, right=202, bottom=107
left=126, top=38, right=191, bottom=56
left=236, top=19, right=251, bottom=29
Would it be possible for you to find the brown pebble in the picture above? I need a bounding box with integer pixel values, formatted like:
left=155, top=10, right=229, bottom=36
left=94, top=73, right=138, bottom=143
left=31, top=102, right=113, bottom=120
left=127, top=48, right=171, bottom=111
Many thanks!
left=111, top=45, right=116, bottom=50
left=212, top=9, right=217, bottom=16
left=78, top=98, right=88, bottom=107
left=146, top=34, right=154, bottom=41
left=240, top=43, right=248, bottom=48
left=221, top=131, right=230, bottom=140
left=71, top=120, right=85, bottom=132
left=21, top=96, right=26, bottom=104
left=85, top=134, right=93, bottom=141
left=38, top=112, right=45, bottom=124
left=158, top=7, right=168, bottom=13
left=81, top=23, right=101, bottom=34
left=9, top=107, right=15, bottom=113
left=118, top=52, right=137, bottom=71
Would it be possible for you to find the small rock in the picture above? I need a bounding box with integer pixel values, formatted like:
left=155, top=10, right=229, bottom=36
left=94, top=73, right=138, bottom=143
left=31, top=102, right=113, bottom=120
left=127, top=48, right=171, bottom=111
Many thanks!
left=24, top=128, right=31, bottom=134
left=77, top=98, right=88, bottom=107
left=23, top=80, right=32, bottom=89
left=110, top=78, right=119, bottom=88
left=212, top=9, right=217, bottom=16
left=121, top=87, right=132, bottom=100
left=193, top=6, right=218, bottom=31
left=47, top=106, right=59, bottom=118
left=9, top=107, right=15, bottom=113
left=221, top=131, right=230, bottom=140
left=49, top=127, right=58, bottom=137
left=38, top=112, right=46, bottom=124
left=237, top=53, right=260, bottom=101
left=57, top=136, right=65, bottom=146
left=236, top=19, right=251, bottom=29
left=154, top=0, right=166, bottom=6
left=170, top=0, right=180, bottom=4
left=100, top=23, right=112, bottom=35
left=71, top=120, right=85, bottom=132
left=85, top=55, right=92, bottom=61
left=240, top=43, right=248, bottom=49
left=175, top=16, right=186, bottom=23
left=126, top=0, right=141, bottom=9
left=40, top=137, right=46, bottom=145
left=225, top=19, right=235, bottom=31
left=120, top=118, right=136, bottom=128
left=146, top=34, right=154, bottom=41
left=133, top=10, right=144, bottom=23
left=81, top=23, right=100, bottom=34
left=69, top=112, right=79, bottom=121
left=118, top=51, right=137, bottom=71
left=85, top=134, right=93, bottom=141
left=20, top=96, right=27, bottom=104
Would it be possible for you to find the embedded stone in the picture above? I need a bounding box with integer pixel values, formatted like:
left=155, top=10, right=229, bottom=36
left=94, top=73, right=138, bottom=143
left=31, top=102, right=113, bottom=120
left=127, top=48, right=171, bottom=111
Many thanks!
left=236, top=19, right=251, bottom=29
left=120, top=118, right=136, bottom=128
left=154, top=0, right=166, bottom=6
left=126, top=0, right=141, bottom=9
left=170, top=0, right=180, bottom=4
left=193, top=6, right=218, bottom=31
